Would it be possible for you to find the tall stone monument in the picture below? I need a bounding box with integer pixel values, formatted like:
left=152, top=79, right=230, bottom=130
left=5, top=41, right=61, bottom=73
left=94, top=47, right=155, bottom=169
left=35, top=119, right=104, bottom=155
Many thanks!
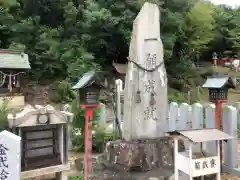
left=89, top=3, right=182, bottom=180
left=123, top=2, right=168, bottom=140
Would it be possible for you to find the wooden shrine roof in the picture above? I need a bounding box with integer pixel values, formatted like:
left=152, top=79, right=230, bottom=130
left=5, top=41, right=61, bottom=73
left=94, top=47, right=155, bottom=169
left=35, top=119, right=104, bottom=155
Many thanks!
left=166, top=128, right=233, bottom=143
left=112, top=63, right=127, bottom=74
left=0, top=49, right=31, bottom=69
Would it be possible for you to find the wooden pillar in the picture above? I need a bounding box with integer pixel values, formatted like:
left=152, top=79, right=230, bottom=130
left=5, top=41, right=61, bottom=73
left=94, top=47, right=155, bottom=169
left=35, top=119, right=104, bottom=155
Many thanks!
left=222, top=106, right=238, bottom=169
left=115, top=79, right=123, bottom=139
left=189, top=143, right=193, bottom=180
left=84, top=108, right=93, bottom=180
left=216, top=140, right=221, bottom=180
left=174, top=138, right=178, bottom=180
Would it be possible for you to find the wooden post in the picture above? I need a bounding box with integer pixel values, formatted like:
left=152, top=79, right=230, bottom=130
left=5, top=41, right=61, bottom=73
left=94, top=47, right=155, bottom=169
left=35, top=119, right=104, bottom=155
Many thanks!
left=216, top=140, right=221, bottom=180
left=179, top=103, right=189, bottom=130
left=192, top=103, right=203, bottom=152
left=234, top=102, right=240, bottom=128
left=188, top=91, right=191, bottom=105
left=205, top=104, right=217, bottom=154
left=215, top=101, right=221, bottom=129
left=222, top=106, right=238, bottom=170
left=169, top=102, right=178, bottom=131
left=116, top=82, right=121, bottom=138
left=197, top=86, right=200, bottom=100
left=174, top=137, right=178, bottom=180
left=215, top=100, right=223, bottom=164
left=189, top=143, right=193, bottom=180
left=80, top=105, right=98, bottom=180
left=84, top=108, right=93, bottom=180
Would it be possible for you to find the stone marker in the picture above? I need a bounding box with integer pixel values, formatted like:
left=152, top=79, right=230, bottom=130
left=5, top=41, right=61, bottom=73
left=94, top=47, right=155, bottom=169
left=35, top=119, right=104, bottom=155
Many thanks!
left=89, top=3, right=176, bottom=180
left=0, top=130, right=21, bottom=180
left=123, top=2, right=168, bottom=140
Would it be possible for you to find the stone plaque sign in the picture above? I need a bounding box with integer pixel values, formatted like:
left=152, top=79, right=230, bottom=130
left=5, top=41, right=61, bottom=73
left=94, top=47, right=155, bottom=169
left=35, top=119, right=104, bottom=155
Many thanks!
left=0, top=130, right=21, bottom=180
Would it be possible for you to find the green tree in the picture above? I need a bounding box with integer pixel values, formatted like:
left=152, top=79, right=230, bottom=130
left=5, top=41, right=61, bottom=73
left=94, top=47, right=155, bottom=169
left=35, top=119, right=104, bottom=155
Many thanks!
left=0, top=0, right=238, bottom=94
left=183, top=1, right=216, bottom=54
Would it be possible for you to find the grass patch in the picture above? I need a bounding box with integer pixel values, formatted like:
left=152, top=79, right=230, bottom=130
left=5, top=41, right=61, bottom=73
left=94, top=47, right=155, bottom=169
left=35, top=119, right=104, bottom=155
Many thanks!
left=68, top=175, right=83, bottom=180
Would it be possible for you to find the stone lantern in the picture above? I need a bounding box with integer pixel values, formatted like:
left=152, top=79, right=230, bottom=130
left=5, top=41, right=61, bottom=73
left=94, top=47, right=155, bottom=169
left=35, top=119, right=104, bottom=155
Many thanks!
left=212, top=52, right=218, bottom=67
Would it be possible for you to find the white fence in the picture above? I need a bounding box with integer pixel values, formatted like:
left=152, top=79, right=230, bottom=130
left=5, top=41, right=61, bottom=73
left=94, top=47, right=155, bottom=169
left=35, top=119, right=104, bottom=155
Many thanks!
left=112, top=79, right=240, bottom=174
left=168, top=102, right=238, bottom=171
left=62, top=79, right=240, bottom=175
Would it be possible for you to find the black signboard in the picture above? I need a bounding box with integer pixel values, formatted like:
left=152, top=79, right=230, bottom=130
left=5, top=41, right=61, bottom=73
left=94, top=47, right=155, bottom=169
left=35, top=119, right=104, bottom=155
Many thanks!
left=208, top=88, right=228, bottom=102
left=80, top=87, right=100, bottom=105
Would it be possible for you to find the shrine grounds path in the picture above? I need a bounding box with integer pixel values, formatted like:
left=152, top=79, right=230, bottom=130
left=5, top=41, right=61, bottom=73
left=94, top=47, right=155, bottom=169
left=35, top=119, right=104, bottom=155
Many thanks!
left=23, top=151, right=240, bottom=179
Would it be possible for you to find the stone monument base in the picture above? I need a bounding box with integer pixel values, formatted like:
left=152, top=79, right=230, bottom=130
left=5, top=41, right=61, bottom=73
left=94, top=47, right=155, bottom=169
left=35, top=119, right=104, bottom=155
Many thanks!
left=89, top=137, right=186, bottom=180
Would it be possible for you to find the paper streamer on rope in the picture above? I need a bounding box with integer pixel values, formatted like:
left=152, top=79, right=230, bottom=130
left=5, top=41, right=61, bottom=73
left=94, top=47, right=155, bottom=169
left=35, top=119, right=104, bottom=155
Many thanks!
left=0, top=71, right=24, bottom=91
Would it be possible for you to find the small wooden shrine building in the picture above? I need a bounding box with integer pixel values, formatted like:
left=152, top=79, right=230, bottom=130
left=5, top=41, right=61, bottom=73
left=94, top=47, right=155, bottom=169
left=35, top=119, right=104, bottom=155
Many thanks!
left=0, top=49, right=30, bottom=94
left=0, top=49, right=31, bottom=108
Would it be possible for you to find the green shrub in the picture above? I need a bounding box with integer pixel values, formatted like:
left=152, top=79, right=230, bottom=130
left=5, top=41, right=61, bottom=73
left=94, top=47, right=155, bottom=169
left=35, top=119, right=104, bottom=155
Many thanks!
left=238, top=129, right=240, bottom=137
left=71, top=99, right=99, bottom=130
left=68, top=175, right=83, bottom=180
left=73, top=123, right=113, bottom=152
left=50, top=80, right=75, bottom=103
left=168, top=92, right=186, bottom=103
left=71, top=99, right=110, bottom=152
left=92, top=124, right=114, bottom=152
left=199, top=66, right=214, bottom=79
left=0, top=99, right=10, bottom=131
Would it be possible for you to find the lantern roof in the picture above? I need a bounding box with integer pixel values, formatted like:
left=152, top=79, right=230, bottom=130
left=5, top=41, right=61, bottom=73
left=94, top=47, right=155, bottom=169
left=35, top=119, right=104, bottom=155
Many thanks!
left=72, top=71, right=104, bottom=89
left=202, top=74, right=236, bottom=89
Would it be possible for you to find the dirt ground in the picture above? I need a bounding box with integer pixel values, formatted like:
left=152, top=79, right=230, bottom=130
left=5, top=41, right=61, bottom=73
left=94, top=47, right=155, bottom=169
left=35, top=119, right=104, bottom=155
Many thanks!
left=222, top=174, right=240, bottom=180
left=23, top=151, right=240, bottom=179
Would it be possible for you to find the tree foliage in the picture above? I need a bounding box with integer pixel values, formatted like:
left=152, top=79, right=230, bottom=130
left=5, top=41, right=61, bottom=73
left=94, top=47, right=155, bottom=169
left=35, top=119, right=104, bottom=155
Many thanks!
left=0, top=0, right=239, bottom=89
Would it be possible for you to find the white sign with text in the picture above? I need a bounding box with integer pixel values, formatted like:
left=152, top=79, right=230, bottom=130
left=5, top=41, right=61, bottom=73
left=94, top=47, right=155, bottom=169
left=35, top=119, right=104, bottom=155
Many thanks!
left=192, top=156, right=220, bottom=177
left=0, top=130, right=21, bottom=180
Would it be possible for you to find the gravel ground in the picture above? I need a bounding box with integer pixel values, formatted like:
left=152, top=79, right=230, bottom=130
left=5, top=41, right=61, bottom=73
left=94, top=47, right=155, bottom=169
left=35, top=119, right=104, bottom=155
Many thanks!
left=222, top=174, right=240, bottom=180
left=23, top=152, right=240, bottom=179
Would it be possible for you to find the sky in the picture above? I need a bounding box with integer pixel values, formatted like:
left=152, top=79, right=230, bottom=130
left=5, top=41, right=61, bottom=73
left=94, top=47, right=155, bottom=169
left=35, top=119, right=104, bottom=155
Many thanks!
left=210, top=0, right=240, bottom=7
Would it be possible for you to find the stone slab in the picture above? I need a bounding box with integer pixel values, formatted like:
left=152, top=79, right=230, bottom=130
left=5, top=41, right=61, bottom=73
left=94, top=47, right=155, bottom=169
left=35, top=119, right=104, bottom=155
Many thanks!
left=89, top=137, right=186, bottom=180
left=105, top=138, right=175, bottom=172
left=0, top=130, right=21, bottom=180
left=21, top=164, right=70, bottom=179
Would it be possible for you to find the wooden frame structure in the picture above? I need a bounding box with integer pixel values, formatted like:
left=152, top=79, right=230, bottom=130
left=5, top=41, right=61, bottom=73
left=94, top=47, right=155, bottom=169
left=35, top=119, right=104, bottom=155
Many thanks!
left=0, top=49, right=30, bottom=95
left=166, top=129, right=233, bottom=180
left=7, top=104, right=73, bottom=180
